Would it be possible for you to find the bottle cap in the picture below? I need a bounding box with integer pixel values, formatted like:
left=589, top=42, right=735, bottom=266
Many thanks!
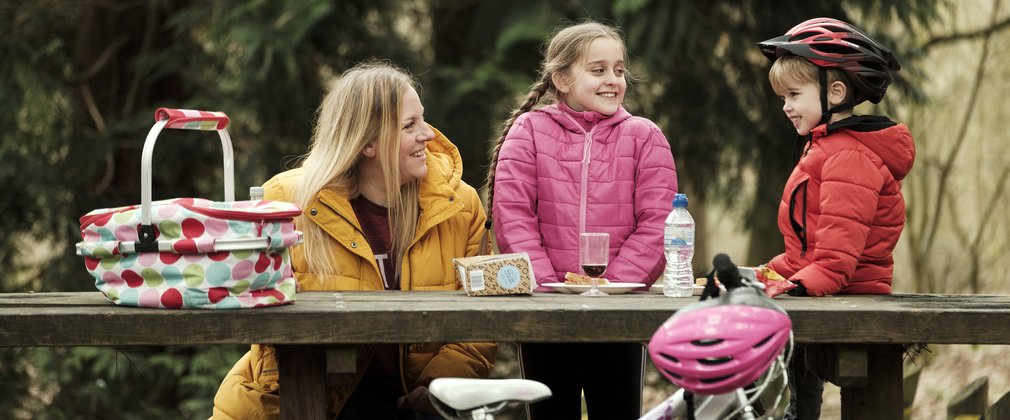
left=249, top=186, right=265, bottom=201
left=673, top=193, right=688, bottom=208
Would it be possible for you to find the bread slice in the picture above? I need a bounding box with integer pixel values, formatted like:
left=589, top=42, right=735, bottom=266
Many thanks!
left=695, top=277, right=726, bottom=287
left=565, top=272, right=610, bottom=285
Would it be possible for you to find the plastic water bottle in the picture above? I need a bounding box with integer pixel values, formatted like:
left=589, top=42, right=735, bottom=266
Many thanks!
left=663, top=194, right=695, bottom=297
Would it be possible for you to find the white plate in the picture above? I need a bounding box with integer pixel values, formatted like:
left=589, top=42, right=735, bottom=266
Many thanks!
left=543, top=282, right=646, bottom=295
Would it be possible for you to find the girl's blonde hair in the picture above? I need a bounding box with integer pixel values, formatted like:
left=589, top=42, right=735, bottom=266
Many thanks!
left=296, top=61, right=420, bottom=279
left=769, top=55, right=853, bottom=102
left=483, top=21, right=630, bottom=224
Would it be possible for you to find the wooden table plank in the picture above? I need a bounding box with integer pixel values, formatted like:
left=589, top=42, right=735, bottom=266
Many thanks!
left=3, top=292, right=1010, bottom=346
left=4, top=290, right=1009, bottom=417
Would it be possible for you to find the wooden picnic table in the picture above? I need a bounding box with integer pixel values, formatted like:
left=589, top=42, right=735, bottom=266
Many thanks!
left=3, top=291, right=1010, bottom=419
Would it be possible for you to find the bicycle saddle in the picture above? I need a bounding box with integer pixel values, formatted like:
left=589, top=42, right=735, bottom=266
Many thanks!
left=428, top=378, right=552, bottom=410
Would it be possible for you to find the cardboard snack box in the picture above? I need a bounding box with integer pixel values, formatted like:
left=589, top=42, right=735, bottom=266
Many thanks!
left=453, top=253, right=535, bottom=296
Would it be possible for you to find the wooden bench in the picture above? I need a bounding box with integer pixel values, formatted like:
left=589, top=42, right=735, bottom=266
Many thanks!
left=3, top=291, right=1009, bottom=419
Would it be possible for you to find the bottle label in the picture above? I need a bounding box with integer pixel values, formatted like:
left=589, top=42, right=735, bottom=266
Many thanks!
left=663, top=225, right=694, bottom=246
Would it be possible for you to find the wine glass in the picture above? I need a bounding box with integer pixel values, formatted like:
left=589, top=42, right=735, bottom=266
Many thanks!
left=579, top=232, right=609, bottom=296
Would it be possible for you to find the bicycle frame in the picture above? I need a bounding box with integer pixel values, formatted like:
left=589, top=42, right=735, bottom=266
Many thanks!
left=640, top=389, right=754, bottom=420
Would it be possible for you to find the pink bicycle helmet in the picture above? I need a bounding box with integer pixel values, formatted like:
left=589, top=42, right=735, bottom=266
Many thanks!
left=758, top=17, right=900, bottom=104
left=648, top=294, right=792, bottom=395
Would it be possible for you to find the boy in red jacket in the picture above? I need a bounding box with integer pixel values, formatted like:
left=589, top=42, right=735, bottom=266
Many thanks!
left=758, top=18, right=916, bottom=418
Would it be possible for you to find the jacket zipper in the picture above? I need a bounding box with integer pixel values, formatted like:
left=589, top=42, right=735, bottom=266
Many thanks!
left=178, top=202, right=303, bottom=221
left=788, top=179, right=809, bottom=258
left=80, top=202, right=300, bottom=231
left=558, top=111, right=596, bottom=237
left=580, top=129, right=594, bottom=236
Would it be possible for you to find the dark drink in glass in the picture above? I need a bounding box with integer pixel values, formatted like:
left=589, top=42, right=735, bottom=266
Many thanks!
left=582, top=265, right=607, bottom=278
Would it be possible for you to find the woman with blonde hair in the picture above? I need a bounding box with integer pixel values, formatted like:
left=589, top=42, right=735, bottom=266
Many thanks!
left=213, top=61, right=496, bottom=419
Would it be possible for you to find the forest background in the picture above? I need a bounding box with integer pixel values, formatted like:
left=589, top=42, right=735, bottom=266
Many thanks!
left=2, top=0, right=1008, bottom=418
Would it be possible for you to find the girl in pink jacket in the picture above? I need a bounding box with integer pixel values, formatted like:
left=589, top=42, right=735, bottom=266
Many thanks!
left=485, top=21, right=677, bottom=419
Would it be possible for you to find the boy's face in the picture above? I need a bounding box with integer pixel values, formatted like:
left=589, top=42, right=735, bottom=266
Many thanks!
left=774, top=78, right=822, bottom=136
left=555, top=37, right=627, bottom=116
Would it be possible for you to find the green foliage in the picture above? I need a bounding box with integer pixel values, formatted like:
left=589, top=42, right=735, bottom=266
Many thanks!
left=0, top=346, right=245, bottom=419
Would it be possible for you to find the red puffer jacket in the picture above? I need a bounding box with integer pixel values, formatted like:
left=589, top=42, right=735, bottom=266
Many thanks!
left=767, top=116, right=915, bottom=296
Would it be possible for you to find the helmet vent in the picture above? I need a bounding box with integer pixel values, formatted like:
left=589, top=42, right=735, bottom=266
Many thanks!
left=813, top=43, right=859, bottom=55
left=700, top=374, right=734, bottom=384
left=860, top=61, right=887, bottom=73
left=659, top=353, right=680, bottom=364
left=792, top=31, right=820, bottom=41
left=754, top=334, right=774, bottom=348
left=662, top=369, right=683, bottom=380
left=698, top=356, right=733, bottom=365
left=848, top=38, right=875, bottom=51
left=690, top=338, right=724, bottom=346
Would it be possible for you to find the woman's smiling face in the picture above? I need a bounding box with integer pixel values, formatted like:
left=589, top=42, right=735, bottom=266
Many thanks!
left=397, top=86, right=435, bottom=185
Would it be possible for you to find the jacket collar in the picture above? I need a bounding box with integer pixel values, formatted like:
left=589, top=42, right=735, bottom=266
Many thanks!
left=414, top=126, right=465, bottom=237
left=540, top=102, right=632, bottom=135
left=811, top=115, right=915, bottom=181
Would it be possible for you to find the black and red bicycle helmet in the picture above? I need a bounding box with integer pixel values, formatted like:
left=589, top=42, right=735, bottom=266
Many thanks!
left=758, top=17, right=900, bottom=104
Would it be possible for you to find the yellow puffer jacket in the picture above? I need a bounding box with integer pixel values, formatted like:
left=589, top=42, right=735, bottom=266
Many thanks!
left=212, top=127, right=496, bottom=419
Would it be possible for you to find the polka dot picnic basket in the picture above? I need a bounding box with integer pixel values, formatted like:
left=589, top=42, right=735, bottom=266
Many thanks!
left=76, top=108, right=302, bottom=309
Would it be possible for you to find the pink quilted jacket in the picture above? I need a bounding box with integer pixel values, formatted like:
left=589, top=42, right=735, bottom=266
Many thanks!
left=768, top=116, right=915, bottom=296
left=493, top=103, right=678, bottom=291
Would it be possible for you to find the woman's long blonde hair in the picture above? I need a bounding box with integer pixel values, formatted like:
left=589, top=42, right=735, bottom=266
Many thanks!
left=296, top=61, right=420, bottom=279
left=483, top=21, right=629, bottom=224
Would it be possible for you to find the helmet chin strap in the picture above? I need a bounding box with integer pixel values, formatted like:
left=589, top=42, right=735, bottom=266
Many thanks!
left=799, top=68, right=860, bottom=167
left=818, top=68, right=858, bottom=126
left=819, top=69, right=831, bottom=125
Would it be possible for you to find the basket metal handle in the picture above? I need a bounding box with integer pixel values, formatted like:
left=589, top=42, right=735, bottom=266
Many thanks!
left=138, top=108, right=235, bottom=248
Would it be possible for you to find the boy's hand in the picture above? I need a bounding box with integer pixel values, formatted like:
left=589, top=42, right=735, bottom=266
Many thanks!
left=787, top=281, right=808, bottom=296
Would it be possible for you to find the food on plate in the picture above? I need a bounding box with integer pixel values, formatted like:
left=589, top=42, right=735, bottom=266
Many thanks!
left=564, top=272, right=609, bottom=285
left=695, top=277, right=720, bottom=287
